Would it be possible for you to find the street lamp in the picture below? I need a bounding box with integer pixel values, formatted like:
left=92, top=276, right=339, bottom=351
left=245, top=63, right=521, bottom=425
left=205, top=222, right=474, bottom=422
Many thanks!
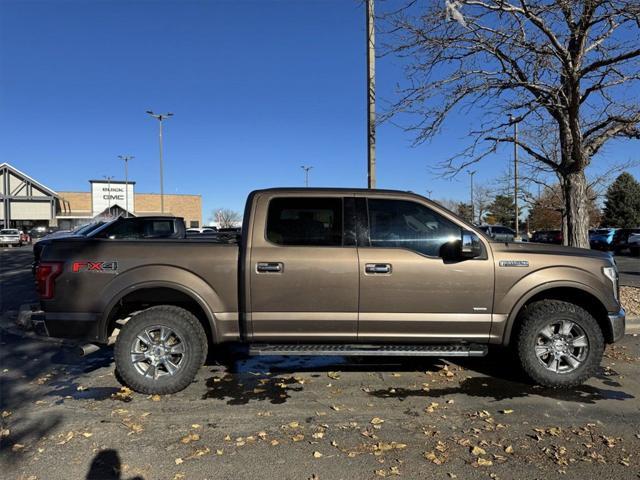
left=301, top=165, right=313, bottom=187
left=508, top=114, right=520, bottom=239
left=118, top=155, right=134, bottom=217
left=146, top=110, right=173, bottom=213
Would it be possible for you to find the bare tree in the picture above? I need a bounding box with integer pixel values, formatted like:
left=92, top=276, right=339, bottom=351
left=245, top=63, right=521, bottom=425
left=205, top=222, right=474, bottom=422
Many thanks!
left=473, top=185, right=494, bottom=223
left=380, top=0, right=640, bottom=247
left=210, top=208, right=242, bottom=229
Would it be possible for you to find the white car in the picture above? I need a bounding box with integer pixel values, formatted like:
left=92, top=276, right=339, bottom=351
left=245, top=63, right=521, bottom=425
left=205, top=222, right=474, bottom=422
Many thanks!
left=629, top=233, right=640, bottom=256
left=0, top=228, right=23, bottom=247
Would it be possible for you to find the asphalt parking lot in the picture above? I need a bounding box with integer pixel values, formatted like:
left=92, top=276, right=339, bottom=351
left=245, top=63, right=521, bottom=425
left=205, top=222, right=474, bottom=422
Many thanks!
left=1, top=246, right=640, bottom=480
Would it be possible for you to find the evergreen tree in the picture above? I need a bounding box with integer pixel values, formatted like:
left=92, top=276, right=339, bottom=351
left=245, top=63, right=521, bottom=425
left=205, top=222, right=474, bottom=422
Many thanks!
left=602, top=173, right=640, bottom=227
left=488, top=195, right=515, bottom=229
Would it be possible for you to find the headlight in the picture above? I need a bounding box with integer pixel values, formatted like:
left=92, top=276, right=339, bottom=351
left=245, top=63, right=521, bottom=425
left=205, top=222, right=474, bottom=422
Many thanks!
left=602, top=266, right=619, bottom=301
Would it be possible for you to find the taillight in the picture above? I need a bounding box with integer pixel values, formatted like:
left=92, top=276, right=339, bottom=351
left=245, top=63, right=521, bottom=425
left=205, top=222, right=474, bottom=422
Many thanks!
left=36, top=262, right=63, bottom=299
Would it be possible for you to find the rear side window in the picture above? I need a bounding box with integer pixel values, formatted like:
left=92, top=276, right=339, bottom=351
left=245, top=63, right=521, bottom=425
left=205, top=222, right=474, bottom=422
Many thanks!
left=367, top=199, right=461, bottom=257
left=267, top=197, right=343, bottom=246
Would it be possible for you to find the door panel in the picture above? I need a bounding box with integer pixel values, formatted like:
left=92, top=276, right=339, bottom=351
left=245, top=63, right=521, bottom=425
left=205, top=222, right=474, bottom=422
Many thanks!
left=358, top=248, right=493, bottom=342
left=357, top=197, right=494, bottom=342
left=249, top=194, right=359, bottom=341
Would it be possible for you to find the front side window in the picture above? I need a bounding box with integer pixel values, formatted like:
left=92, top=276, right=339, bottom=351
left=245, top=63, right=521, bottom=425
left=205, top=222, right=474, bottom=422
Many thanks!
left=267, top=197, right=343, bottom=246
left=367, top=199, right=461, bottom=257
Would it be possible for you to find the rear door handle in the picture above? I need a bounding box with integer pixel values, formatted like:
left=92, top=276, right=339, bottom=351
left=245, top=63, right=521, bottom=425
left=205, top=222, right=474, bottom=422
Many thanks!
left=256, top=262, right=283, bottom=273
left=365, top=263, right=392, bottom=274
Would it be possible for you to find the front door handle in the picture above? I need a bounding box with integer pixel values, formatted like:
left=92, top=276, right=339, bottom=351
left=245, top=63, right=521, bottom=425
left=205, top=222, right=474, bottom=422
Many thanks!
left=256, top=262, right=283, bottom=273
left=365, top=263, right=392, bottom=274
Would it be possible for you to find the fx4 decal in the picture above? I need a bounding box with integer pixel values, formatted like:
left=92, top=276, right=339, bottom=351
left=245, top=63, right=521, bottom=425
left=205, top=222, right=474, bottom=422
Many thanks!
left=72, top=261, right=118, bottom=273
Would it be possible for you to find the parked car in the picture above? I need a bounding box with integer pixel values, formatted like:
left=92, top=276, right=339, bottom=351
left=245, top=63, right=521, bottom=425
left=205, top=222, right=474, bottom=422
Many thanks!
left=32, top=188, right=624, bottom=394
left=629, top=233, right=640, bottom=256
left=589, top=228, right=618, bottom=251
left=33, top=222, right=106, bottom=273
left=186, top=226, right=218, bottom=234
left=478, top=225, right=528, bottom=242
left=531, top=230, right=563, bottom=244
left=88, top=216, right=185, bottom=240
left=0, top=228, right=22, bottom=247
left=612, top=228, right=640, bottom=254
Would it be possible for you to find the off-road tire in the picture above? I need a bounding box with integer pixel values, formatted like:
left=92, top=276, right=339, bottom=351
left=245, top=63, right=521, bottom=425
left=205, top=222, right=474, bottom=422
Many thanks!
left=114, top=305, right=208, bottom=395
left=516, top=300, right=604, bottom=388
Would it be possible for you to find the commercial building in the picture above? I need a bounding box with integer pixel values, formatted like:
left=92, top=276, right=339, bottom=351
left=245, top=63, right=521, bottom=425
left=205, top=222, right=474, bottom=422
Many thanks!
left=0, top=163, right=202, bottom=230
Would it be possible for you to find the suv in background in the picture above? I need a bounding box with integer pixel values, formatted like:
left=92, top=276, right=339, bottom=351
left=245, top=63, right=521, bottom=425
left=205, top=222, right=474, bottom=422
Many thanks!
left=590, top=228, right=618, bottom=251
left=531, top=230, right=563, bottom=244
left=612, top=228, right=640, bottom=254
left=478, top=225, right=527, bottom=242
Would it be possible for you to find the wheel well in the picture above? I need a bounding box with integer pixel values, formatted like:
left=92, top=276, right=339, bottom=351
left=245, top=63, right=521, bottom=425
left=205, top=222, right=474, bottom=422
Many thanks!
left=510, top=287, right=612, bottom=343
left=105, top=287, right=214, bottom=345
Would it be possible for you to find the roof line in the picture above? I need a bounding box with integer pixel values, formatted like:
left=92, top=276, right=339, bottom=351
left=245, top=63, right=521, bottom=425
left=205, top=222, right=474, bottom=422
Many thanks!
left=0, top=162, right=59, bottom=197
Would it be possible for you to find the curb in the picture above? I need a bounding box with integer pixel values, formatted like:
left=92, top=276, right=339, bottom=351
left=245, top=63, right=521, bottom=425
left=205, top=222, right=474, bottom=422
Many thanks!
left=626, top=315, right=640, bottom=335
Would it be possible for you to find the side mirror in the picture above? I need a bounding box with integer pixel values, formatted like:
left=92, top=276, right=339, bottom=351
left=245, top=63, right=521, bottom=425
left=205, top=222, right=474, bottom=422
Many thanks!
left=461, top=230, right=482, bottom=258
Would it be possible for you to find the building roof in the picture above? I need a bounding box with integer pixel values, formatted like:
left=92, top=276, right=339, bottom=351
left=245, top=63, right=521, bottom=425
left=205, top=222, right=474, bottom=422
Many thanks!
left=0, top=162, right=59, bottom=197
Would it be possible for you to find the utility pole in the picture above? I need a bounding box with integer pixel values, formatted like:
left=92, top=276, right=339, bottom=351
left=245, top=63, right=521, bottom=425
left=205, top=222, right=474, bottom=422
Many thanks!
left=301, top=165, right=313, bottom=187
left=366, top=0, right=376, bottom=189
left=103, top=175, right=114, bottom=214
left=118, top=155, right=134, bottom=217
left=509, top=114, right=520, bottom=238
left=146, top=110, right=173, bottom=213
left=467, top=170, right=476, bottom=224
left=426, top=189, right=433, bottom=198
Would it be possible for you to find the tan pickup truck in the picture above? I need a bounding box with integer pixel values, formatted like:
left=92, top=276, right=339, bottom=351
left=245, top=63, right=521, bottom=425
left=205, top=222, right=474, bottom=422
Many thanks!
left=33, top=188, right=625, bottom=394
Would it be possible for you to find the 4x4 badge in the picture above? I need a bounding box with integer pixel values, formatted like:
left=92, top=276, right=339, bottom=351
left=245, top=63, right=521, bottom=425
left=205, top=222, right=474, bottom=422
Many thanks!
left=499, top=260, right=529, bottom=267
left=72, top=261, right=118, bottom=273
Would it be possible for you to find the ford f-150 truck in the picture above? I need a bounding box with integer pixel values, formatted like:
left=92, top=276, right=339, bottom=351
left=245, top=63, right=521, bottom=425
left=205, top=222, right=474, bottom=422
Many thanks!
left=33, top=188, right=625, bottom=394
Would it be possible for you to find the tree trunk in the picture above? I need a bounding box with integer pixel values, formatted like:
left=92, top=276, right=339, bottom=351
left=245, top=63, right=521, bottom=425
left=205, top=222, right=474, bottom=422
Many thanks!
left=562, top=170, right=590, bottom=248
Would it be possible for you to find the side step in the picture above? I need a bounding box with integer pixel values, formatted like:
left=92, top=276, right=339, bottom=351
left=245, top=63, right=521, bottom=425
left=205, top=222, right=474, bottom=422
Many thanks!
left=249, top=343, right=488, bottom=357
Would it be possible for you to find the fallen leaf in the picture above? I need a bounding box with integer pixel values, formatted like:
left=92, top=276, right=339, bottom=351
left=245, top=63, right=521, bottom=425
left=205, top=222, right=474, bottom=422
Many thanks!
left=500, top=409, right=514, bottom=414
left=2, top=411, right=12, bottom=419
left=471, top=446, right=486, bottom=456
left=180, top=433, right=200, bottom=444
left=505, top=445, right=514, bottom=454
left=327, top=372, right=341, bottom=380
left=476, top=457, right=493, bottom=467
left=370, top=417, right=385, bottom=425
left=291, top=434, right=305, bottom=442
left=313, top=451, right=323, bottom=458
left=12, top=443, right=25, bottom=452
left=151, top=394, right=161, bottom=402
left=174, top=458, right=183, bottom=465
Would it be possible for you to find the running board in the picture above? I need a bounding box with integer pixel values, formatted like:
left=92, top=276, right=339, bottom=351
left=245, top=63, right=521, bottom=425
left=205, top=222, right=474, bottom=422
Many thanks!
left=248, top=343, right=488, bottom=357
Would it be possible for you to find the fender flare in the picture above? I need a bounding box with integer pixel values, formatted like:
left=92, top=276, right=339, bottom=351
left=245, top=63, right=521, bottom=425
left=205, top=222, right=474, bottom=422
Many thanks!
left=501, top=280, right=610, bottom=346
left=100, top=280, right=219, bottom=344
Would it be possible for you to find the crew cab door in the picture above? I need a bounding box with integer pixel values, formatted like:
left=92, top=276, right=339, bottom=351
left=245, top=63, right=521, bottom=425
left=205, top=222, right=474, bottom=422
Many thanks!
left=247, top=194, right=359, bottom=341
left=356, top=196, right=494, bottom=343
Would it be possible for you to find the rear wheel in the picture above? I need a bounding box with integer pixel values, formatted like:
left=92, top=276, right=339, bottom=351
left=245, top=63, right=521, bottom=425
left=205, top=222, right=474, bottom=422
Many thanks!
left=516, top=300, right=604, bottom=388
left=114, top=305, right=207, bottom=395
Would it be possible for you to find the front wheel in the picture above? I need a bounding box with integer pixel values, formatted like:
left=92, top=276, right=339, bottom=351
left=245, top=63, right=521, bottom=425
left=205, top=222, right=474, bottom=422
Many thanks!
left=114, top=305, right=207, bottom=395
left=516, top=300, right=604, bottom=388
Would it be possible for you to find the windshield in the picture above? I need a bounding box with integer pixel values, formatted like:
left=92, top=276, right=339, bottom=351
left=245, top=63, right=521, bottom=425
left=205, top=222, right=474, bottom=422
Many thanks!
left=0, top=229, right=19, bottom=235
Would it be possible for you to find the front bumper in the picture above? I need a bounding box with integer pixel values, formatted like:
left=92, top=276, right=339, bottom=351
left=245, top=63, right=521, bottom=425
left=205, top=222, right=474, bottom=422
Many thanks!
left=608, top=308, right=626, bottom=342
left=31, top=311, right=103, bottom=343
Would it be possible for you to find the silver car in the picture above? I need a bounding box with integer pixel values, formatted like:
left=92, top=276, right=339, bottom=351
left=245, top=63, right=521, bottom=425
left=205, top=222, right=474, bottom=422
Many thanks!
left=0, top=228, right=22, bottom=247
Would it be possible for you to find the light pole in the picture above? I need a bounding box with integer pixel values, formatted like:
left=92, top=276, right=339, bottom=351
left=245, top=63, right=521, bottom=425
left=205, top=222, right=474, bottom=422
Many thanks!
left=146, top=110, right=173, bottom=213
left=301, top=165, right=313, bottom=187
left=103, top=175, right=114, bottom=215
left=467, top=170, right=476, bottom=224
left=366, top=0, right=376, bottom=189
left=508, top=114, right=520, bottom=239
left=118, top=155, right=134, bottom=217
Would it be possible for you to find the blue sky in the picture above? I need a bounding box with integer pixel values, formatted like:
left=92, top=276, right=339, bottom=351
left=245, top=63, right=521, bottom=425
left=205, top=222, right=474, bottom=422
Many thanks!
left=1, top=0, right=639, bottom=219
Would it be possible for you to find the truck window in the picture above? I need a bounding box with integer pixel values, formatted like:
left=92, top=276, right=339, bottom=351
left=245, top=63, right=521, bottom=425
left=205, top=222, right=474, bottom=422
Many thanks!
left=367, top=199, right=461, bottom=257
left=266, top=197, right=343, bottom=246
